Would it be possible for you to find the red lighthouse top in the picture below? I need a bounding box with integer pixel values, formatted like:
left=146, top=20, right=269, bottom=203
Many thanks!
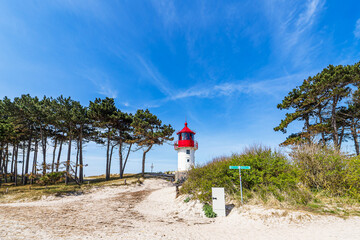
left=174, top=122, right=198, bottom=150
left=176, top=122, right=196, bottom=135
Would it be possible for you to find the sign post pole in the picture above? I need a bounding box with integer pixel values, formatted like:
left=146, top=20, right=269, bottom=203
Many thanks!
left=229, top=166, right=250, bottom=204
left=239, top=167, right=243, bottom=204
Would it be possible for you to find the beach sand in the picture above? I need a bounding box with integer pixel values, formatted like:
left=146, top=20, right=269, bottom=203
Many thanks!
left=1, top=179, right=359, bottom=240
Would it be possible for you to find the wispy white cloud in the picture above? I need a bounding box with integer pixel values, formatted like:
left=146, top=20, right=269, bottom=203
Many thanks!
left=169, top=72, right=307, bottom=101
left=354, top=18, right=360, bottom=39
left=297, top=0, right=323, bottom=28
left=91, top=78, right=118, bottom=99
left=52, top=0, right=116, bottom=24
left=109, top=46, right=177, bottom=104
left=150, top=0, right=178, bottom=28
left=97, top=83, right=118, bottom=99
left=264, top=0, right=325, bottom=67
left=137, top=55, right=175, bottom=98
left=80, top=69, right=118, bottom=98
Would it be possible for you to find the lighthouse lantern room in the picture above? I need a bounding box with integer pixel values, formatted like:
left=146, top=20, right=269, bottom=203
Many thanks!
left=174, top=122, right=198, bottom=177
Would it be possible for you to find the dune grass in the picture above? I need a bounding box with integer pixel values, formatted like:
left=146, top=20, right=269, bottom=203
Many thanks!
left=180, top=145, right=360, bottom=217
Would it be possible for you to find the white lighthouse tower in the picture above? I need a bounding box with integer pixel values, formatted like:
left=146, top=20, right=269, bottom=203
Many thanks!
left=174, top=122, right=198, bottom=180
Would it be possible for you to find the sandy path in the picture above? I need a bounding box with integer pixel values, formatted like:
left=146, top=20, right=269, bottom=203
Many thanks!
left=1, top=179, right=360, bottom=240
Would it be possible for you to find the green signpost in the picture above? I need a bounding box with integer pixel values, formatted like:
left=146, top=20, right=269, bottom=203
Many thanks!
left=240, top=166, right=250, bottom=170
left=229, top=165, right=251, bottom=204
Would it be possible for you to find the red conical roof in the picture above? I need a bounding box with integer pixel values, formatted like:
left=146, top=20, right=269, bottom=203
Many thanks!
left=177, top=122, right=196, bottom=135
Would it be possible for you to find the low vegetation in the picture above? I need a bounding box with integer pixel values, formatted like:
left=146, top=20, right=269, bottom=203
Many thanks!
left=0, top=174, right=142, bottom=203
left=291, top=145, right=360, bottom=198
left=203, top=203, right=217, bottom=218
left=181, top=145, right=360, bottom=216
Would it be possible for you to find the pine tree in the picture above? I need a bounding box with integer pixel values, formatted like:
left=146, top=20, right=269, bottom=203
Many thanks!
left=132, top=109, right=174, bottom=177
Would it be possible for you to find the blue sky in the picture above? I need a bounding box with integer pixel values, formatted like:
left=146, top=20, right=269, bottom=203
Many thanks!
left=1, top=0, right=360, bottom=176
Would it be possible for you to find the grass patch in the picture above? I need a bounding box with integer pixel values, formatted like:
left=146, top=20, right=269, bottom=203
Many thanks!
left=0, top=173, right=142, bottom=203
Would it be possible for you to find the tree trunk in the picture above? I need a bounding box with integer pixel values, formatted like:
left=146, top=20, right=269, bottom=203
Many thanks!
left=304, top=114, right=310, bottom=131
left=351, top=120, right=359, bottom=155
left=21, top=144, right=25, bottom=184
left=318, top=107, right=326, bottom=145
left=4, top=144, right=9, bottom=183
left=33, top=140, right=39, bottom=175
left=14, top=144, right=18, bottom=186
left=51, top=138, right=58, bottom=173
left=106, top=131, right=110, bottom=181
left=331, top=96, right=339, bottom=149
left=31, top=140, right=38, bottom=184
left=120, top=143, right=132, bottom=178
left=109, top=144, right=116, bottom=178
left=75, top=140, right=80, bottom=180
left=141, top=145, right=152, bottom=177
left=304, top=114, right=311, bottom=144
left=41, top=126, right=47, bottom=176
left=23, top=133, right=32, bottom=185
left=65, top=135, right=72, bottom=185
left=0, top=143, right=3, bottom=183
left=338, top=126, right=345, bottom=149
left=56, top=139, right=63, bottom=172
left=10, top=145, right=14, bottom=182
left=79, top=126, right=84, bottom=183
left=119, top=140, right=123, bottom=179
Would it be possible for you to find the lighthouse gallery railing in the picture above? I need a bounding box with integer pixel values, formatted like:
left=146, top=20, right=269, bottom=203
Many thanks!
left=174, top=140, right=198, bottom=150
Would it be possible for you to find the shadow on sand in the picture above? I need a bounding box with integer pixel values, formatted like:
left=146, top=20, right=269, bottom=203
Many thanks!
left=226, top=204, right=235, bottom=216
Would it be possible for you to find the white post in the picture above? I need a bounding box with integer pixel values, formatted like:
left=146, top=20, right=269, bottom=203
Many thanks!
left=212, top=187, right=226, bottom=217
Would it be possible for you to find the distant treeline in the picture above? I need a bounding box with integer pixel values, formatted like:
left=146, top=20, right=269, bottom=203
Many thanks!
left=0, top=95, right=174, bottom=186
left=275, top=61, right=360, bottom=153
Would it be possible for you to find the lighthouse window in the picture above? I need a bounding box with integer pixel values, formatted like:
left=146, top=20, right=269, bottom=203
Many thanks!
left=186, top=150, right=190, bottom=154
left=187, top=159, right=190, bottom=162
left=181, top=133, right=194, bottom=140
left=181, top=133, right=190, bottom=140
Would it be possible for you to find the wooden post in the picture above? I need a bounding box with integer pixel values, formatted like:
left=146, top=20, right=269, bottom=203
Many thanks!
left=176, top=185, right=179, bottom=198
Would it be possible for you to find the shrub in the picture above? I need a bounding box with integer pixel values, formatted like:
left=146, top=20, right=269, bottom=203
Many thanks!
left=181, top=144, right=360, bottom=208
left=291, top=144, right=360, bottom=198
left=345, top=156, right=360, bottom=198
left=203, top=203, right=217, bottom=218
left=181, top=145, right=302, bottom=204
left=38, top=171, right=66, bottom=185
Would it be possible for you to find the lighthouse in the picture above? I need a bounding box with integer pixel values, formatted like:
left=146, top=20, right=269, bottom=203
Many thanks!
left=174, top=122, right=198, bottom=180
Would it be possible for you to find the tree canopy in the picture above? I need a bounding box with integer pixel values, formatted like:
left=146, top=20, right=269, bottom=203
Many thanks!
left=132, top=109, right=174, bottom=176
left=275, top=61, right=360, bottom=154
left=0, top=95, right=174, bottom=185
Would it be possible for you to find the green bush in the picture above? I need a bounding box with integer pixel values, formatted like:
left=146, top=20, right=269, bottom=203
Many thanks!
left=181, top=145, right=301, bottom=204
left=203, top=203, right=217, bottom=218
left=291, top=144, right=360, bottom=198
left=184, top=197, right=190, bottom=203
left=181, top=144, right=360, bottom=208
left=345, top=156, right=360, bottom=198
left=38, top=171, right=66, bottom=185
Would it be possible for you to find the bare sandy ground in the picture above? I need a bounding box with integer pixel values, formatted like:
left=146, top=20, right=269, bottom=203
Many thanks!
left=1, top=179, right=360, bottom=240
